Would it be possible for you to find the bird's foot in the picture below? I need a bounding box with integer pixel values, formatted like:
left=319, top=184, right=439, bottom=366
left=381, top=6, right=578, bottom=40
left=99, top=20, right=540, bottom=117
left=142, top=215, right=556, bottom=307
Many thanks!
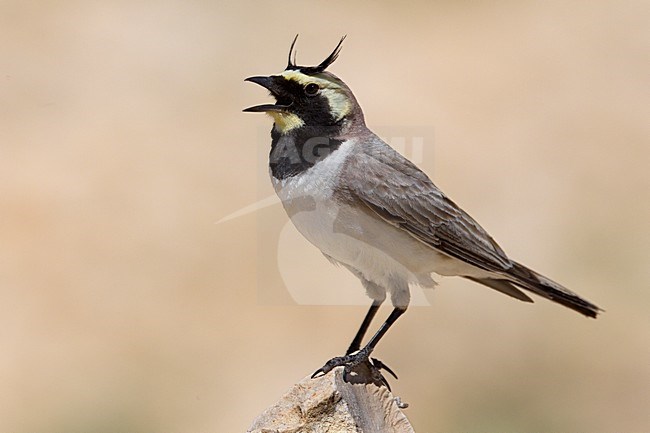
left=370, top=357, right=398, bottom=380
left=311, top=347, right=370, bottom=378
left=312, top=349, right=398, bottom=389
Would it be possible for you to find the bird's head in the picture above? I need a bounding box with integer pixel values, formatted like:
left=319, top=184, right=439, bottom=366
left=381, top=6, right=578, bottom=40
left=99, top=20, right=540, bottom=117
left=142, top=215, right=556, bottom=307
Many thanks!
left=244, top=35, right=364, bottom=135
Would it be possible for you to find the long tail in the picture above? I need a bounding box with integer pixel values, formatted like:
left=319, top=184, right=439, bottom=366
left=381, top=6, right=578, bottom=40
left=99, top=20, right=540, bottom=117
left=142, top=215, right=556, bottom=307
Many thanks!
left=504, top=261, right=602, bottom=318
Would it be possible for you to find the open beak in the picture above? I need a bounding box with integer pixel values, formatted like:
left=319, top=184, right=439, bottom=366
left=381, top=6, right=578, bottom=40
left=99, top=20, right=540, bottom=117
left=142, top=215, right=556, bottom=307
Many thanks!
left=243, top=76, right=293, bottom=113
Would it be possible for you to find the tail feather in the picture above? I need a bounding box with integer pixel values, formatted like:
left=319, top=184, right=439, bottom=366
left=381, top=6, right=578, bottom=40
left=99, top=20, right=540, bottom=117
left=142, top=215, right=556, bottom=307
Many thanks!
left=466, top=277, right=534, bottom=303
left=507, top=261, right=602, bottom=318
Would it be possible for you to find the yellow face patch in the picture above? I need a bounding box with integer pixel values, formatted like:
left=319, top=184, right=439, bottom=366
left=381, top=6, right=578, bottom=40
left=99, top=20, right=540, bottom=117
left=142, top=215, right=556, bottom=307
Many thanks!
left=267, top=111, right=305, bottom=133
left=280, top=70, right=351, bottom=121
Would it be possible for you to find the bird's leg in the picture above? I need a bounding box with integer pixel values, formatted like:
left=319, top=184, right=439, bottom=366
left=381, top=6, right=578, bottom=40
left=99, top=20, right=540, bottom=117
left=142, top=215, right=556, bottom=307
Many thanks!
left=358, top=306, right=406, bottom=357
left=345, top=300, right=383, bottom=355
left=312, top=306, right=406, bottom=381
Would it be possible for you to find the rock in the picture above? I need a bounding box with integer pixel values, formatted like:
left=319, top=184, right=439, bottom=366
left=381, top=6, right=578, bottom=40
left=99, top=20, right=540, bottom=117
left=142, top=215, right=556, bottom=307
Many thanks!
left=247, top=365, right=414, bottom=433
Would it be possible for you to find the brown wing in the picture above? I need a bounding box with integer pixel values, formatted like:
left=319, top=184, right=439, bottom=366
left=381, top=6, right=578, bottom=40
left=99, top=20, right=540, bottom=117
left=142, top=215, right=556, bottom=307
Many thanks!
left=337, top=136, right=601, bottom=318
left=339, top=138, right=514, bottom=275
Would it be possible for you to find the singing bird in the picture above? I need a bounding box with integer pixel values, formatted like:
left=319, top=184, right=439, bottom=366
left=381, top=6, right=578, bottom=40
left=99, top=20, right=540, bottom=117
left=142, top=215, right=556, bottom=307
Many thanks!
left=244, top=36, right=600, bottom=380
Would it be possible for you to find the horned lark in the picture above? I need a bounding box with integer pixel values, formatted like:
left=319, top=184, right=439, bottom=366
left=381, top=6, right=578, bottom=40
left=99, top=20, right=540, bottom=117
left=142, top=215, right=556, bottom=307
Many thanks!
left=244, top=36, right=600, bottom=380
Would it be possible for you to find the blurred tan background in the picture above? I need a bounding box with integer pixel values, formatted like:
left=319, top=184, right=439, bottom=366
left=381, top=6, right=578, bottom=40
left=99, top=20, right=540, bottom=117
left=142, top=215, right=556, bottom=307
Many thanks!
left=1, top=1, right=649, bottom=432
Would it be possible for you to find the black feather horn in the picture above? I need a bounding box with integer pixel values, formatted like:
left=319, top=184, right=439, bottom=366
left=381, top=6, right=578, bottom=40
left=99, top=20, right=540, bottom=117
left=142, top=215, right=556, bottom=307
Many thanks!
left=285, top=35, right=346, bottom=74
left=287, top=34, right=299, bottom=70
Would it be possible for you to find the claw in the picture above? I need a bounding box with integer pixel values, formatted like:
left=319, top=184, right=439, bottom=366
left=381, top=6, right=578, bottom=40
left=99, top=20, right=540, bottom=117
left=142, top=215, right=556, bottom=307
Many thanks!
left=311, top=351, right=399, bottom=391
left=375, top=369, right=392, bottom=391
left=311, top=354, right=354, bottom=378
left=371, top=357, right=398, bottom=379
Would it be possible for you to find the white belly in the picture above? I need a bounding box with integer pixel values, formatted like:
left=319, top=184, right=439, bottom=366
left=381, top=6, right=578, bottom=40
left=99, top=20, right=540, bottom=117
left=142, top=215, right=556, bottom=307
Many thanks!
left=270, top=140, right=482, bottom=294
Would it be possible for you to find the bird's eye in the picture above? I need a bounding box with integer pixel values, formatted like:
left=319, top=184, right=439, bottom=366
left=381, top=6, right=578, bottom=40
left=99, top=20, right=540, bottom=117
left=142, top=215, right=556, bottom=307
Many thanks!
left=305, top=83, right=320, bottom=96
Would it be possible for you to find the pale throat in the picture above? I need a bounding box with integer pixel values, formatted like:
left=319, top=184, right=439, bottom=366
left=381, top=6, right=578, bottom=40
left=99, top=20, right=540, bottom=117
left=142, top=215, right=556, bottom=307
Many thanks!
left=267, top=111, right=305, bottom=134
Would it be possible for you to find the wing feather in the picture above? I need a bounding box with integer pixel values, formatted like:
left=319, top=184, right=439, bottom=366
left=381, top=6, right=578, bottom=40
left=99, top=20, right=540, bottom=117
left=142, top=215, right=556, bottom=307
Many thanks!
left=334, top=135, right=601, bottom=318
left=339, top=138, right=513, bottom=274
